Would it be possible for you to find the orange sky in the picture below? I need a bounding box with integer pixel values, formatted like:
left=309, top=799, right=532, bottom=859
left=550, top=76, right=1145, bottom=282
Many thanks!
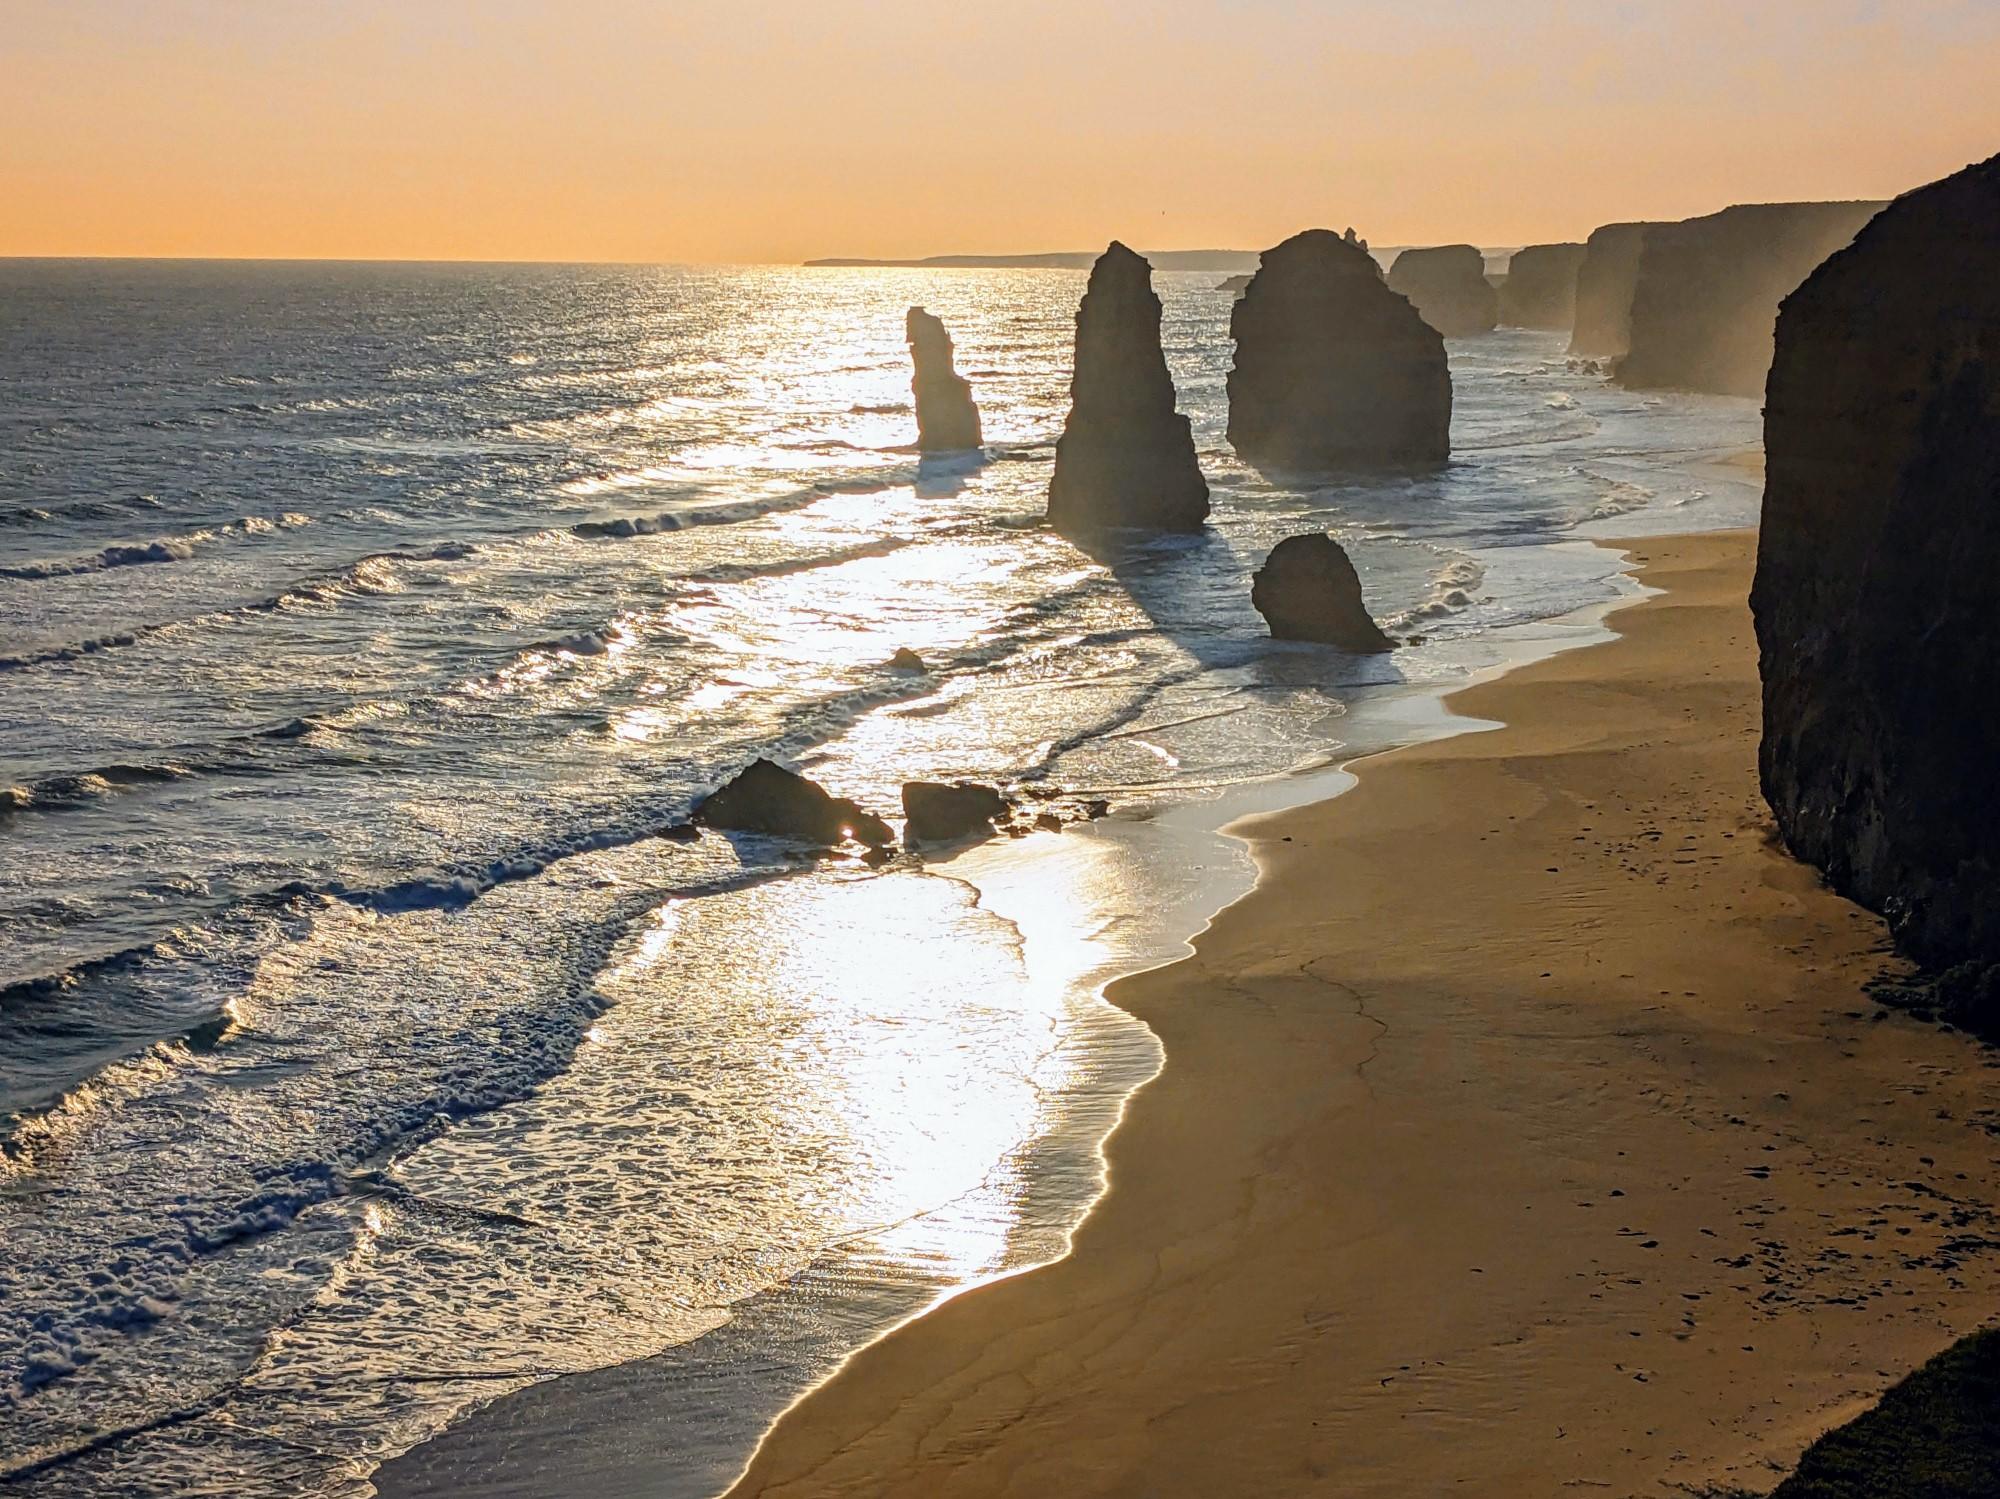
left=5, top=0, right=1998, bottom=263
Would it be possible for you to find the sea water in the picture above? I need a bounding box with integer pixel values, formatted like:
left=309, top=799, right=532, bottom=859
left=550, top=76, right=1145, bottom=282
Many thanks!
left=0, top=260, right=1759, bottom=1495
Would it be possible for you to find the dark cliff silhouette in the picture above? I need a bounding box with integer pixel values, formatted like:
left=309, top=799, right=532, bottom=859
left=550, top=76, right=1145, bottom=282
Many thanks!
left=1753, top=155, right=2000, bottom=994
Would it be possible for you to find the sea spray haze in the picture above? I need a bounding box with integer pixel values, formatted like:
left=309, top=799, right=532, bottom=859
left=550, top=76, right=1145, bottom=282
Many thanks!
left=0, top=258, right=1757, bottom=1495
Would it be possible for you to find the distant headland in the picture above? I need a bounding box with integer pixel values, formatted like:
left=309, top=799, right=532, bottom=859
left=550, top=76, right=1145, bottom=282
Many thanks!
left=803, top=249, right=1263, bottom=271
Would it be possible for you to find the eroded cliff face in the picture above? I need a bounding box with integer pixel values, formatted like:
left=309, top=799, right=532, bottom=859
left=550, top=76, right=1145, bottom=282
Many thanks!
left=1498, top=243, right=1586, bottom=331
left=1226, top=229, right=1449, bottom=470
left=905, top=306, right=981, bottom=451
left=1569, top=222, right=1657, bottom=357
left=1620, top=201, right=1886, bottom=395
left=1046, top=242, right=1209, bottom=534
left=1386, top=244, right=1499, bottom=336
left=1752, top=155, right=2000, bottom=975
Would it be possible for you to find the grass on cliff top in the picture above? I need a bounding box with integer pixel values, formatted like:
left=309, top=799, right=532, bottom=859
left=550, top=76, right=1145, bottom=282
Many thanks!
left=1684, top=1327, right=2000, bottom=1498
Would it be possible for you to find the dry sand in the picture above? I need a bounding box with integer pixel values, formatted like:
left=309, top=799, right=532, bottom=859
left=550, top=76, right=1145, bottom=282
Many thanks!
left=725, top=529, right=2000, bottom=1498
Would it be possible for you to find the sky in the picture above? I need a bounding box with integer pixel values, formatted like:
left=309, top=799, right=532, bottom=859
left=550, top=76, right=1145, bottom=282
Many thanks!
left=4, top=0, right=1998, bottom=263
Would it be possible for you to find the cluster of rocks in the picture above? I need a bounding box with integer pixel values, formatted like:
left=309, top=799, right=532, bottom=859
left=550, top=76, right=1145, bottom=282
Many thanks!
left=1753, top=152, right=2000, bottom=997
left=692, top=759, right=1115, bottom=858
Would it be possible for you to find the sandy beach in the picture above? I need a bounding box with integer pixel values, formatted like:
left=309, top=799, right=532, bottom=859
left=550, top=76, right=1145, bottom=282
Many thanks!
left=726, top=528, right=2000, bottom=1498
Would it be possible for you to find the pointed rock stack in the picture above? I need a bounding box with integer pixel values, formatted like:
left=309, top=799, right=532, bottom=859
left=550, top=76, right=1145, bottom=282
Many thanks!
left=905, top=306, right=981, bottom=451
left=1226, top=229, right=1450, bottom=470
left=1046, top=242, right=1210, bottom=534
left=1753, top=154, right=2000, bottom=985
left=1386, top=244, right=1499, bottom=336
left=1251, top=534, right=1394, bottom=652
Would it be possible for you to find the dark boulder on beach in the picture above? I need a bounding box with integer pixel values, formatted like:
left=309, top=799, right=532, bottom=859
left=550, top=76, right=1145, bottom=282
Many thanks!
left=1498, top=243, right=1586, bottom=330
left=905, top=306, right=982, bottom=451
left=1753, top=153, right=2000, bottom=977
left=1226, top=229, right=1450, bottom=470
left=1386, top=244, right=1499, bottom=336
left=1569, top=221, right=1659, bottom=358
left=1251, top=533, right=1395, bottom=652
left=694, top=758, right=893, bottom=848
left=1620, top=200, right=1885, bottom=395
left=901, top=780, right=1011, bottom=843
left=1046, top=242, right=1210, bottom=534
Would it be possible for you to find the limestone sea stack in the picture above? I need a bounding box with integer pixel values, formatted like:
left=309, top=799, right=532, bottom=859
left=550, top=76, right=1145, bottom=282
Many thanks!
left=1568, top=222, right=1658, bottom=357
left=1045, top=242, right=1210, bottom=534
left=1620, top=200, right=1886, bottom=395
left=1752, top=154, right=2000, bottom=981
left=905, top=306, right=981, bottom=451
left=1251, top=534, right=1394, bottom=652
left=1497, top=242, right=1586, bottom=330
left=1386, top=245, right=1499, bottom=336
left=1226, top=229, right=1450, bottom=470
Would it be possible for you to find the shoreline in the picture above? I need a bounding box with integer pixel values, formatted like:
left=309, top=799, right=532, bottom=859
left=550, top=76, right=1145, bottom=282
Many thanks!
left=373, top=537, right=1654, bottom=1499
left=722, top=528, right=2000, bottom=1498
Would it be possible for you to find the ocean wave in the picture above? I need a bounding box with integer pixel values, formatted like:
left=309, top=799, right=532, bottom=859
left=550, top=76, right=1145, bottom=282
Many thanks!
left=571, top=480, right=892, bottom=540
left=0, top=539, right=479, bottom=672
left=1383, top=556, right=1489, bottom=632
left=0, top=514, right=310, bottom=580
left=0, top=763, right=195, bottom=819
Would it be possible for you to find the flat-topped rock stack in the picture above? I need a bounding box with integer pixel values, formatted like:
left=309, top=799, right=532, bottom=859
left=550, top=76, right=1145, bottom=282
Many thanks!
left=1753, top=155, right=2000, bottom=991
left=1569, top=221, right=1659, bottom=358
left=1226, top=229, right=1450, bottom=470
left=905, top=306, right=981, bottom=451
left=1497, top=242, right=1586, bottom=330
left=1046, top=242, right=1210, bottom=534
left=1386, top=244, right=1499, bottom=336
left=1620, top=200, right=1886, bottom=395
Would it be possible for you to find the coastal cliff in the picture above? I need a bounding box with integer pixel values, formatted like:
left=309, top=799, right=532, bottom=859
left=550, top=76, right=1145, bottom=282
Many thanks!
left=1046, top=242, right=1209, bottom=533
left=1569, top=222, right=1657, bottom=357
left=905, top=307, right=981, bottom=451
left=1386, top=244, right=1499, bottom=336
left=1620, top=201, right=1885, bottom=395
left=1498, top=243, right=1586, bottom=330
left=1753, top=156, right=2000, bottom=978
left=1225, top=229, right=1449, bottom=470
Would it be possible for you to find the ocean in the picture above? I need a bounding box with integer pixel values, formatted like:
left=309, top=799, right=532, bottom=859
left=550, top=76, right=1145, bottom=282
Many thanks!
left=0, top=258, right=1760, bottom=1495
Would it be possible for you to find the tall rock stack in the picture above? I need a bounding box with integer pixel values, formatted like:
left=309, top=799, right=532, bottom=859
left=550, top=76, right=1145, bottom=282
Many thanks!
left=1619, top=201, right=1886, bottom=394
left=1497, top=243, right=1586, bottom=330
left=905, top=306, right=981, bottom=451
left=1752, top=154, right=2000, bottom=981
left=1226, top=229, right=1450, bottom=470
left=1386, top=245, right=1499, bottom=336
left=1569, top=222, right=1658, bottom=357
left=1046, top=242, right=1210, bottom=534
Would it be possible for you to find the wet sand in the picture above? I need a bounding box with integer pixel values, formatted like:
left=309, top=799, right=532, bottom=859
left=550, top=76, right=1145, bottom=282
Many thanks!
left=725, top=529, right=2000, bottom=1497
